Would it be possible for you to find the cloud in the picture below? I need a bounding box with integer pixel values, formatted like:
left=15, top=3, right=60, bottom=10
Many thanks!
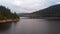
left=56, top=2, right=60, bottom=4
left=0, top=0, right=60, bottom=13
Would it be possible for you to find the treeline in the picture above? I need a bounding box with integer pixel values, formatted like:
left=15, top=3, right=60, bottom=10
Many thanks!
left=0, top=6, right=19, bottom=20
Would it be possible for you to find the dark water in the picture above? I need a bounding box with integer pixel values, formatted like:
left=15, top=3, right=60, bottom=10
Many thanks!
left=0, top=17, right=60, bottom=34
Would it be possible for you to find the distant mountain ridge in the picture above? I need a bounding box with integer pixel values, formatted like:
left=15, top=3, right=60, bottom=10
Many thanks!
left=32, top=4, right=60, bottom=17
left=17, top=4, right=60, bottom=19
left=17, top=13, right=31, bottom=17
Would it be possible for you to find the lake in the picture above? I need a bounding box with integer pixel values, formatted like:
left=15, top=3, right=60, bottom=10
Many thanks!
left=0, top=17, right=60, bottom=34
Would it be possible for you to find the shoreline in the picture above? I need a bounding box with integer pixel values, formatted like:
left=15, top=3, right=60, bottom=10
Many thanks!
left=29, top=17, right=60, bottom=19
left=0, top=19, right=19, bottom=23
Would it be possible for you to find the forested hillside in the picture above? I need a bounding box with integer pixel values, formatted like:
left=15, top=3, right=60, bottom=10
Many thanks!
left=0, top=6, right=19, bottom=20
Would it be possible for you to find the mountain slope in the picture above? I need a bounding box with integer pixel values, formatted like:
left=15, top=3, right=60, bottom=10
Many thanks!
left=33, top=4, right=60, bottom=17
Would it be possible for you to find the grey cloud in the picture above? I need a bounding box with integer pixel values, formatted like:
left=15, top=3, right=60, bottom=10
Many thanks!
left=0, top=0, right=60, bottom=13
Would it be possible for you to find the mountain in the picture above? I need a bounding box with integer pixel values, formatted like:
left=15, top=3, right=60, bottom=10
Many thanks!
left=32, top=4, right=60, bottom=17
left=17, top=13, right=32, bottom=17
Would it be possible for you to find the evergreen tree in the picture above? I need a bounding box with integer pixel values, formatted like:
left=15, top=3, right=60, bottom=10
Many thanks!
left=0, top=6, right=19, bottom=20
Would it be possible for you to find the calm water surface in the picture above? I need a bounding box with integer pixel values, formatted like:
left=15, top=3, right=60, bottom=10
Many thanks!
left=0, top=17, right=60, bottom=34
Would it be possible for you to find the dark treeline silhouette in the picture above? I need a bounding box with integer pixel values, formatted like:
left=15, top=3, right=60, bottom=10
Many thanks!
left=0, top=6, right=19, bottom=20
left=32, top=4, right=60, bottom=17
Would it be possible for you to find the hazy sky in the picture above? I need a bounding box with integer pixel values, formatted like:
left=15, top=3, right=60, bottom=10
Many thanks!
left=0, top=0, right=60, bottom=13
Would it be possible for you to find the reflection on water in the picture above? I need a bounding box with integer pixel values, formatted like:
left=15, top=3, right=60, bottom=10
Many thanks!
left=46, top=19, right=60, bottom=34
left=15, top=19, right=60, bottom=34
left=0, top=23, right=12, bottom=32
left=0, top=17, right=60, bottom=34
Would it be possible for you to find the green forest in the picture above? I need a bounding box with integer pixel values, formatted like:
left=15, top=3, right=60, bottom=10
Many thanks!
left=0, top=6, right=19, bottom=20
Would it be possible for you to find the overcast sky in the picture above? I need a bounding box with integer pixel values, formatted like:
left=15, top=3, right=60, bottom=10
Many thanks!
left=0, top=0, right=60, bottom=13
